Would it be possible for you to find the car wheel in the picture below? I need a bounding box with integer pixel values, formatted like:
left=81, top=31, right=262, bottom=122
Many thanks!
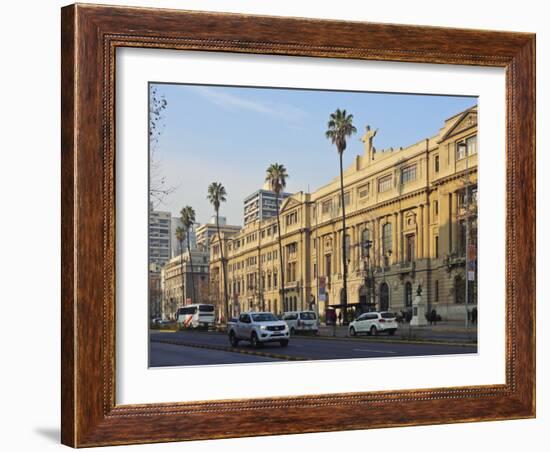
left=229, top=331, right=239, bottom=347
left=350, top=326, right=357, bottom=337
left=251, top=332, right=261, bottom=348
left=370, top=326, right=378, bottom=336
left=280, top=340, right=289, bottom=347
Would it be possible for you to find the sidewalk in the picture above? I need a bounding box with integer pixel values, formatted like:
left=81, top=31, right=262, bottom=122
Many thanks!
left=316, top=321, right=478, bottom=344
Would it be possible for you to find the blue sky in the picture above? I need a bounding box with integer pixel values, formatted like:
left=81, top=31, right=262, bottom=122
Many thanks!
left=151, top=83, right=476, bottom=226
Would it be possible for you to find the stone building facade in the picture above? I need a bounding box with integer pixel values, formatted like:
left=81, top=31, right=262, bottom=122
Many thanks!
left=210, top=106, right=478, bottom=321
left=161, top=249, right=211, bottom=319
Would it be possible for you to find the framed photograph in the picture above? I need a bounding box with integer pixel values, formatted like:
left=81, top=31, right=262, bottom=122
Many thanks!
left=61, top=3, right=535, bottom=447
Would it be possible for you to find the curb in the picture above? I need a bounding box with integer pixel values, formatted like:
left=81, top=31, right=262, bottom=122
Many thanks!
left=293, top=334, right=478, bottom=348
left=150, top=337, right=311, bottom=361
left=151, top=330, right=477, bottom=347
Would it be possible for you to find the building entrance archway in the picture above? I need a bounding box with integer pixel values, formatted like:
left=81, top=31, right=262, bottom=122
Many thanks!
left=379, top=282, right=389, bottom=311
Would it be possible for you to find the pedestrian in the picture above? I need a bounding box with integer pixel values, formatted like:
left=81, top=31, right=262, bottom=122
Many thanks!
left=430, top=309, right=437, bottom=326
left=471, top=307, right=478, bottom=325
left=338, top=310, right=342, bottom=326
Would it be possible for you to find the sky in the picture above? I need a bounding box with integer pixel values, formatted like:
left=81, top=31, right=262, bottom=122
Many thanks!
left=150, top=83, right=476, bottom=226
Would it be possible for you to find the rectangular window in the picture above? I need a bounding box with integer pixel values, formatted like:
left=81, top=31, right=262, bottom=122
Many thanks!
left=434, top=236, right=439, bottom=258
left=466, top=135, right=477, bottom=155
left=325, top=254, right=332, bottom=277
left=321, top=199, right=332, bottom=214
left=406, top=234, right=415, bottom=262
left=337, top=192, right=351, bottom=209
left=400, top=164, right=417, bottom=184
left=435, top=280, right=439, bottom=302
left=358, top=183, right=370, bottom=199
left=456, top=135, right=477, bottom=160
left=378, top=174, right=393, bottom=192
left=434, top=200, right=439, bottom=217
left=434, top=155, right=440, bottom=173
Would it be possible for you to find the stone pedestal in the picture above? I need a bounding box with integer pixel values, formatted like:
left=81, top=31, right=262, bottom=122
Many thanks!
left=410, top=295, right=428, bottom=326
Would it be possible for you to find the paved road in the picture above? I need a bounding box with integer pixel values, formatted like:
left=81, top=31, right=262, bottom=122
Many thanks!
left=150, top=330, right=476, bottom=367
left=150, top=341, right=279, bottom=367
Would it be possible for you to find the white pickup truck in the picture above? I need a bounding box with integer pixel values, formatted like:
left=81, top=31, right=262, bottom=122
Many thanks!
left=228, top=312, right=290, bottom=348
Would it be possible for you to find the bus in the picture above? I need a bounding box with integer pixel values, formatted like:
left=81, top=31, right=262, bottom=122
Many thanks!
left=175, top=304, right=215, bottom=329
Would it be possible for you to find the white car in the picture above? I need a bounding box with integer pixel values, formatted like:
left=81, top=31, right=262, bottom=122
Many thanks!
left=228, top=312, right=290, bottom=348
left=282, top=311, right=319, bottom=335
left=349, top=311, right=398, bottom=336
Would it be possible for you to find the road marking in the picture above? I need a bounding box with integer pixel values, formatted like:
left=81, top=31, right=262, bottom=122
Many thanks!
left=353, top=348, right=397, bottom=354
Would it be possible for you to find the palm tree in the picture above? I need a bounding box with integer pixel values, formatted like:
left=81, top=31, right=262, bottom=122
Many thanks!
left=326, top=109, right=357, bottom=324
left=175, top=226, right=186, bottom=306
left=265, top=163, right=289, bottom=313
left=180, top=206, right=197, bottom=304
left=207, top=182, right=229, bottom=323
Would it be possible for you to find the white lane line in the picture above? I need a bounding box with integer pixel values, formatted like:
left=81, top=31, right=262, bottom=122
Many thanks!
left=353, top=348, right=397, bottom=354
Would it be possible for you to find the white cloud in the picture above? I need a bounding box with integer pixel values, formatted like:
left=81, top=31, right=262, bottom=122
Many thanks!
left=190, top=86, right=307, bottom=124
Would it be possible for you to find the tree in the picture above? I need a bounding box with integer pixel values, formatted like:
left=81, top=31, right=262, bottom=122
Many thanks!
left=149, top=85, right=176, bottom=208
left=180, top=206, right=197, bottom=304
left=175, top=226, right=186, bottom=306
left=207, top=182, right=229, bottom=323
left=325, top=109, right=357, bottom=324
left=265, top=163, right=289, bottom=313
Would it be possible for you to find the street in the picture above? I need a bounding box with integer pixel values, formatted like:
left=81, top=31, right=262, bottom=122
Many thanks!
left=149, top=330, right=477, bottom=367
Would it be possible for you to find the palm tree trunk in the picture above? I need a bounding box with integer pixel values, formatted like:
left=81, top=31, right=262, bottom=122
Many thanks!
left=275, top=192, right=285, bottom=314
left=339, top=151, right=348, bottom=324
left=186, top=230, right=197, bottom=304
left=216, top=210, right=230, bottom=324
left=179, top=240, right=185, bottom=306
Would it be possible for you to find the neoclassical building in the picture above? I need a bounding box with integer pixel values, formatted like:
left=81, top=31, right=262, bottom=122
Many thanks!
left=210, top=106, right=478, bottom=321
left=161, top=248, right=211, bottom=319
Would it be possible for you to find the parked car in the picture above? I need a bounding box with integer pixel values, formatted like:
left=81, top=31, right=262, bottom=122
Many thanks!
left=228, top=312, right=290, bottom=348
left=282, top=310, right=319, bottom=335
left=348, top=311, right=398, bottom=336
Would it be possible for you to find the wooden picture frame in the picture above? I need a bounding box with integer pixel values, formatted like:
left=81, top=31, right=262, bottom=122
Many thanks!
left=61, top=3, right=535, bottom=447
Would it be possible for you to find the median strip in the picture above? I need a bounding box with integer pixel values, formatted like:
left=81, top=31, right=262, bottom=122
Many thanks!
left=150, top=336, right=311, bottom=361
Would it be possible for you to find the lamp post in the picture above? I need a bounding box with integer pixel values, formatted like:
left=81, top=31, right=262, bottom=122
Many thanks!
left=458, top=141, right=470, bottom=328
left=381, top=249, right=392, bottom=311
left=362, top=239, right=374, bottom=311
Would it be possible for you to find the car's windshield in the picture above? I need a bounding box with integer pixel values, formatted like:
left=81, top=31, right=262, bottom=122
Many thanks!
left=381, top=312, right=396, bottom=319
left=251, top=313, right=278, bottom=322
left=300, top=312, right=317, bottom=320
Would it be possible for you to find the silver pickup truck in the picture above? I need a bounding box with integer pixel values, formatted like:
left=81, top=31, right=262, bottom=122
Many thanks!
left=228, top=312, right=290, bottom=348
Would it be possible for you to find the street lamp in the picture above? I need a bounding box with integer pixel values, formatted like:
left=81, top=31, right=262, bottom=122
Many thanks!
left=362, top=239, right=374, bottom=312
left=457, top=141, right=470, bottom=328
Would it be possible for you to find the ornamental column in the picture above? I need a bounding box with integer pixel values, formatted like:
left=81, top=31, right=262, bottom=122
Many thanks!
left=393, top=212, right=399, bottom=264
left=451, top=191, right=458, bottom=254
left=418, top=204, right=424, bottom=259
left=423, top=202, right=430, bottom=258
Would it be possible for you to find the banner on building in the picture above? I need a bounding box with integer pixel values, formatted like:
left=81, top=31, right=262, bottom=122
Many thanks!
left=319, top=276, right=327, bottom=301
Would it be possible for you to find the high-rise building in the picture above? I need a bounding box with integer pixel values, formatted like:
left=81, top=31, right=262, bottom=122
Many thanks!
left=149, top=207, right=172, bottom=267
left=243, top=184, right=291, bottom=225
left=195, top=216, right=241, bottom=251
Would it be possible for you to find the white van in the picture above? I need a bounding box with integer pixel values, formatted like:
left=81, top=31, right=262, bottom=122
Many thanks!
left=282, top=310, right=319, bottom=335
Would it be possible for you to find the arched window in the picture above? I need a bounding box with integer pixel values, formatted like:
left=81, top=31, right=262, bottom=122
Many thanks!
left=340, top=288, right=347, bottom=305
left=361, top=229, right=371, bottom=258
left=382, top=223, right=393, bottom=254
left=344, top=234, right=351, bottom=263
left=405, top=281, right=413, bottom=307
left=455, top=275, right=465, bottom=304
left=380, top=282, right=390, bottom=311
